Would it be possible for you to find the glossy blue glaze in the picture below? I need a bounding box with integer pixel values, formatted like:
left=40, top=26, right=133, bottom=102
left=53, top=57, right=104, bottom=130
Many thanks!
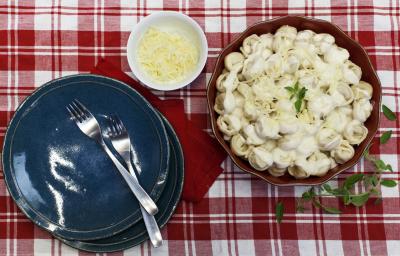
left=58, top=112, right=184, bottom=252
left=2, top=74, right=170, bottom=241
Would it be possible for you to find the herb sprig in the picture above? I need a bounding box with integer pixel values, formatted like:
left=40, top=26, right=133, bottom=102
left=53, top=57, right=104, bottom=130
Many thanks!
left=285, top=82, right=307, bottom=113
left=275, top=104, right=398, bottom=223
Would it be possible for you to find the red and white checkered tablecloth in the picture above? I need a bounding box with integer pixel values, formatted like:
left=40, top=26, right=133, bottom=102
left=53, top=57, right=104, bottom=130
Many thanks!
left=1, top=0, right=399, bottom=255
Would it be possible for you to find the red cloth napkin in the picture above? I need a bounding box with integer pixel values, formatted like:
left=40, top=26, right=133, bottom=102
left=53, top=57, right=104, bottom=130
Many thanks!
left=91, top=59, right=227, bottom=202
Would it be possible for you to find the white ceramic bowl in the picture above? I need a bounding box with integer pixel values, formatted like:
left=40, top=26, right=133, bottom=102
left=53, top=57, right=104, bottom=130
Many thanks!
left=126, top=11, right=208, bottom=91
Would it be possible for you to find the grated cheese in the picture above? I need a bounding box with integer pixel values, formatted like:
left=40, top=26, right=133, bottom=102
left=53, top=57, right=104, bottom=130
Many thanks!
left=137, top=27, right=199, bottom=83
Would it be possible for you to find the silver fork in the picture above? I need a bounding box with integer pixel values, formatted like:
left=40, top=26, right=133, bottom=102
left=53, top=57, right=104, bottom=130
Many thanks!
left=66, top=99, right=158, bottom=216
left=107, top=115, right=163, bottom=247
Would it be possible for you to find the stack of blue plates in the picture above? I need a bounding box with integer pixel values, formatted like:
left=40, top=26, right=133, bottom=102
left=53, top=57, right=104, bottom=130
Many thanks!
left=2, top=75, right=184, bottom=252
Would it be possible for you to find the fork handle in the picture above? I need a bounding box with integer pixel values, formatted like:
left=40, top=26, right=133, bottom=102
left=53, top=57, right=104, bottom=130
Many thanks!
left=127, top=161, right=163, bottom=247
left=100, top=142, right=158, bottom=216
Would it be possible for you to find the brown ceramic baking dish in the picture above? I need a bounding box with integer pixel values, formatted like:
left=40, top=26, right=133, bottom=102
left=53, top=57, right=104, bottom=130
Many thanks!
left=207, top=16, right=382, bottom=186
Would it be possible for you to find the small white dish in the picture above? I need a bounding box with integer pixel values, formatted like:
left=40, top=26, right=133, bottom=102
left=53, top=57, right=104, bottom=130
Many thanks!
left=127, top=11, right=208, bottom=91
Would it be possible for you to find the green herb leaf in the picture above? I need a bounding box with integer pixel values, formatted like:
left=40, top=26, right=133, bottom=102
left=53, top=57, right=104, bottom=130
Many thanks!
left=322, top=184, right=333, bottom=193
left=313, top=200, right=341, bottom=214
left=293, top=82, right=299, bottom=92
left=387, top=164, right=393, bottom=172
left=349, top=192, right=370, bottom=207
left=382, top=104, right=396, bottom=121
left=375, top=159, right=388, bottom=171
left=370, top=188, right=380, bottom=196
left=285, top=86, right=295, bottom=93
left=298, top=87, right=307, bottom=99
left=275, top=202, right=284, bottom=223
left=371, top=175, right=379, bottom=186
left=344, top=174, right=364, bottom=190
left=302, top=192, right=313, bottom=201
left=380, top=130, right=392, bottom=144
left=380, top=180, right=397, bottom=187
left=342, top=189, right=351, bottom=205
left=295, top=99, right=302, bottom=113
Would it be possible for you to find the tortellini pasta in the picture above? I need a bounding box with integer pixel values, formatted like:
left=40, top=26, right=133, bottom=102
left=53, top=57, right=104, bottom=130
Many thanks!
left=214, top=25, right=373, bottom=179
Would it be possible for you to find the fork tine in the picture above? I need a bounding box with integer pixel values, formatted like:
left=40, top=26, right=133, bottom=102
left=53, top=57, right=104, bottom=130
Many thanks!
left=111, top=116, right=121, bottom=135
left=71, top=101, right=87, bottom=121
left=66, top=106, right=76, bottom=121
left=68, top=103, right=83, bottom=122
left=73, top=99, right=91, bottom=118
left=110, top=118, right=118, bottom=135
left=114, top=115, right=127, bottom=133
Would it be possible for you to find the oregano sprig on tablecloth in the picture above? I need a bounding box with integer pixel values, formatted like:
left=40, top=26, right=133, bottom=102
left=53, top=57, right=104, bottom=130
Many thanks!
left=275, top=104, right=398, bottom=223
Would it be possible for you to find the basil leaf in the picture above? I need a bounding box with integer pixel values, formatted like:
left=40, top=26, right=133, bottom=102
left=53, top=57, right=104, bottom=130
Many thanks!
left=344, top=174, right=364, bottom=189
left=382, top=104, right=396, bottom=121
left=349, top=192, right=370, bottom=207
left=295, top=99, right=302, bottom=113
left=380, top=130, right=392, bottom=144
left=285, top=86, right=295, bottom=93
left=275, top=202, right=284, bottom=223
left=293, top=82, right=299, bottom=92
left=298, top=87, right=307, bottom=99
left=380, top=180, right=397, bottom=187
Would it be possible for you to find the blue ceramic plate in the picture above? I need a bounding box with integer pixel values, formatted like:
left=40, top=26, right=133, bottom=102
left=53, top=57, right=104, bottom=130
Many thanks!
left=57, top=113, right=184, bottom=252
left=2, top=74, right=170, bottom=241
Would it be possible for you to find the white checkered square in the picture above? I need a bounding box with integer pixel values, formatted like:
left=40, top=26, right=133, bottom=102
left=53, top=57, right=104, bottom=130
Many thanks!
left=377, top=70, right=394, bottom=87
left=288, top=0, right=306, bottom=13
left=234, top=179, right=252, bottom=197
left=230, top=17, right=246, bottom=33
left=237, top=240, right=255, bottom=256
left=380, top=155, right=399, bottom=197
left=205, top=0, right=220, bottom=8
left=60, top=0, right=78, bottom=7
left=298, top=240, right=317, bottom=256
left=325, top=240, right=344, bottom=256
left=205, top=17, right=221, bottom=32
left=373, top=0, right=391, bottom=7
left=373, top=15, right=392, bottom=31
left=387, top=240, right=400, bottom=256
left=147, top=0, right=163, bottom=8
left=382, top=95, right=397, bottom=113
left=119, top=1, right=133, bottom=7
left=34, top=14, right=52, bottom=30
left=60, top=242, right=79, bottom=256
left=34, top=71, right=53, bottom=88
left=230, top=0, right=246, bottom=9
left=34, top=0, right=52, bottom=7
left=212, top=240, right=229, bottom=255
left=34, top=239, right=52, bottom=255
left=120, top=15, right=137, bottom=32
left=313, top=0, right=332, bottom=8
left=61, top=14, right=78, bottom=30
left=207, top=179, right=226, bottom=198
